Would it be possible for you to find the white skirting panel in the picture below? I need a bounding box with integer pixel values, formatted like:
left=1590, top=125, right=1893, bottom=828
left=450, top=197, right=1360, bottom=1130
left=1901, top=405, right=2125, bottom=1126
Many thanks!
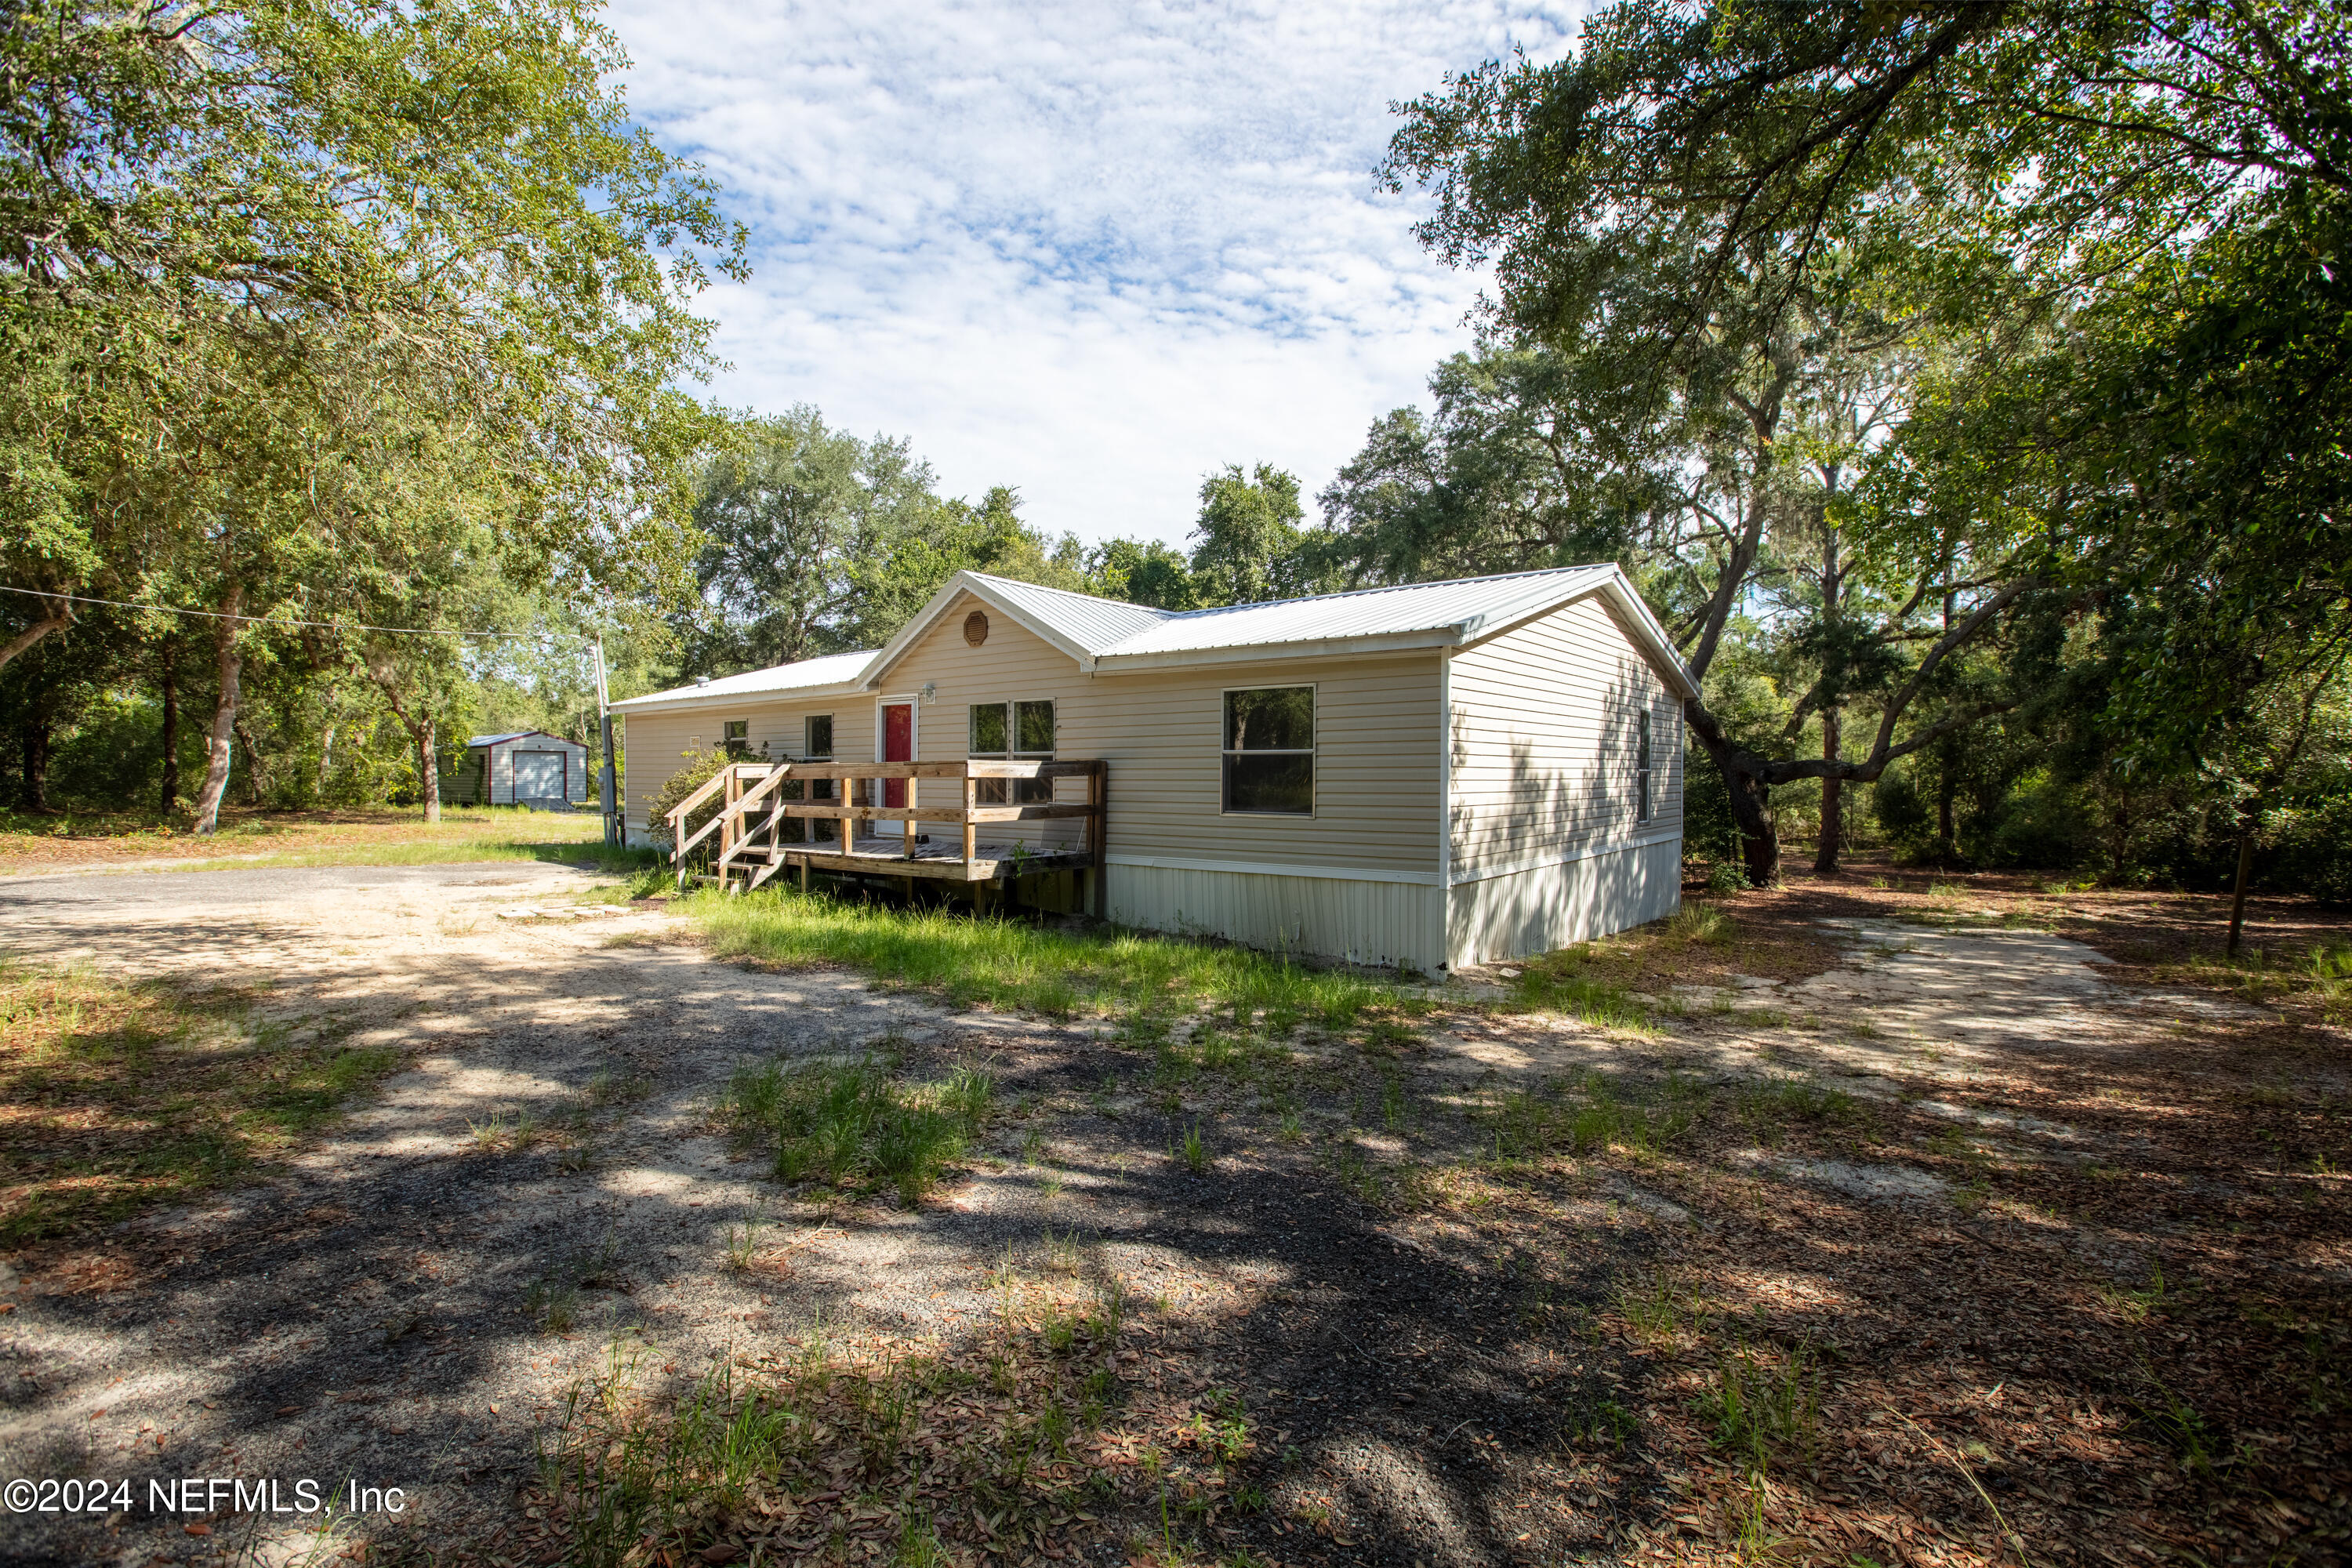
left=1106, top=863, right=1445, bottom=974
left=1446, top=834, right=1682, bottom=967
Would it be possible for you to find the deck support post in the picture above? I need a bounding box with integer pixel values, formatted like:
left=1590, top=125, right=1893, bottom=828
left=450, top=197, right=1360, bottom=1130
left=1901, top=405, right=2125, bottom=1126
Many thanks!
left=1090, top=764, right=1107, bottom=920
left=962, top=775, right=977, bottom=872
left=720, top=769, right=742, bottom=887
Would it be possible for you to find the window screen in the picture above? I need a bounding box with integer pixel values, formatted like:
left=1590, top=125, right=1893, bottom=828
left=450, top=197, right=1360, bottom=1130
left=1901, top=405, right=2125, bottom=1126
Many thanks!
left=721, top=719, right=750, bottom=757
left=1222, top=687, right=1314, bottom=815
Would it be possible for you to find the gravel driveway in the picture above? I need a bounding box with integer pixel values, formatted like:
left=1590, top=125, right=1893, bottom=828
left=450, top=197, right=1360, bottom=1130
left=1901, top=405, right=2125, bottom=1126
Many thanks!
left=7, top=864, right=2314, bottom=1567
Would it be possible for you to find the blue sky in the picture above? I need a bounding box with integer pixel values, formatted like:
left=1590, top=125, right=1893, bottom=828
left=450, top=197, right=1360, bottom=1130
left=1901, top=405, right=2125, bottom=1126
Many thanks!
left=604, top=0, right=1588, bottom=546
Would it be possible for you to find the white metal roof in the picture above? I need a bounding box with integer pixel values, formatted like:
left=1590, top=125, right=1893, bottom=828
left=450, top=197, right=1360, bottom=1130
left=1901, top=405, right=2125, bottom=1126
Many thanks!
left=615, top=562, right=1696, bottom=715
left=971, top=575, right=1174, bottom=655
left=927, top=565, right=1697, bottom=692
left=1088, top=566, right=1617, bottom=659
left=608, top=649, right=873, bottom=713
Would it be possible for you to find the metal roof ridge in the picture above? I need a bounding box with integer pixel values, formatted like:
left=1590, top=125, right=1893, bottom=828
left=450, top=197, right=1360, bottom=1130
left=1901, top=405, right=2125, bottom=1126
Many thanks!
left=1155, top=562, right=1607, bottom=623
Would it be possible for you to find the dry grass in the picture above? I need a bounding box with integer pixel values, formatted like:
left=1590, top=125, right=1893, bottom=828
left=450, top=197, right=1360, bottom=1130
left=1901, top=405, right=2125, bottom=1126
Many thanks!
left=490, top=1247, right=1270, bottom=1568
left=0, top=804, right=642, bottom=877
left=0, top=960, right=403, bottom=1244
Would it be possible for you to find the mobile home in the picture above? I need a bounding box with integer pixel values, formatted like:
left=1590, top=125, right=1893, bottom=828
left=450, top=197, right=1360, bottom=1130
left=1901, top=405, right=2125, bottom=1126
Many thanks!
left=612, top=564, right=1694, bottom=971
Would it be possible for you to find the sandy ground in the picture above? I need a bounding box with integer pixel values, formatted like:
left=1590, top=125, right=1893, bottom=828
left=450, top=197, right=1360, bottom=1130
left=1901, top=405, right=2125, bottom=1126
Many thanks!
left=0, top=863, right=965, bottom=1566
left=0, top=866, right=2341, bottom=1566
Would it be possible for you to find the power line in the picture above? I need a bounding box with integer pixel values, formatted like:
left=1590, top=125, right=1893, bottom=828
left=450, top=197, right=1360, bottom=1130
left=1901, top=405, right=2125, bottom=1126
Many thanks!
left=1, top=583, right=593, bottom=642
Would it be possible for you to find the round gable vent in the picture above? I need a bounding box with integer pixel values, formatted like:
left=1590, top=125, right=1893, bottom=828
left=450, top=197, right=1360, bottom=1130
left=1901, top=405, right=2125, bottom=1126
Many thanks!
left=963, top=610, right=989, bottom=647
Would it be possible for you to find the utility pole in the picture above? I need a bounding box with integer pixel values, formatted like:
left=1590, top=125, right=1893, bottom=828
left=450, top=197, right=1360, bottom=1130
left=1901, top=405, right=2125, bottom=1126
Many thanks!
left=593, top=637, right=619, bottom=848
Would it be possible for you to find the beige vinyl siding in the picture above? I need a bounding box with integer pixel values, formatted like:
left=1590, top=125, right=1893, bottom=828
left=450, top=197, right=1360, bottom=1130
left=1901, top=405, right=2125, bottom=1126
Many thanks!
left=619, top=701, right=869, bottom=839
left=1446, top=593, right=1685, bottom=879
left=872, top=591, right=1443, bottom=877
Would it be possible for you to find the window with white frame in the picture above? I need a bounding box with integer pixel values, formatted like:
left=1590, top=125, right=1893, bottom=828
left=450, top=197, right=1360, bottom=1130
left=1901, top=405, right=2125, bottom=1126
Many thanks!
left=1635, top=708, right=1653, bottom=823
left=721, top=718, right=750, bottom=757
left=1222, top=687, right=1314, bottom=815
left=969, top=700, right=1054, bottom=803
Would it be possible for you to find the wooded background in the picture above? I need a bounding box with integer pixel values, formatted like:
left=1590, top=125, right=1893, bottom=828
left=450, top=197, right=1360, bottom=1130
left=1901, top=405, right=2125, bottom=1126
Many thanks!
left=3, top=0, right=2344, bottom=907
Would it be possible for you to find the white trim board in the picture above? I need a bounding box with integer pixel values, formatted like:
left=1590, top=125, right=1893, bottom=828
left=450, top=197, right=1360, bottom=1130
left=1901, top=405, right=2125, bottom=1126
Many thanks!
left=1447, top=826, right=1685, bottom=887
left=1104, top=853, right=1442, bottom=888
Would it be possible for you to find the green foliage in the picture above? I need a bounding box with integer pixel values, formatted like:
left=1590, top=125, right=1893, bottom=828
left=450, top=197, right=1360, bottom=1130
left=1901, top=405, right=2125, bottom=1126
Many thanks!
left=644, top=742, right=732, bottom=851
left=0, top=0, right=744, bottom=823
left=1694, top=1345, right=1821, bottom=1472
left=682, top=886, right=1420, bottom=1029
left=1348, top=0, right=2352, bottom=884
left=1086, top=537, right=1199, bottom=610
left=716, top=1056, right=989, bottom=1205
left=677, top=412, right=1098, bottom=676
left=1188, top=463, right=1330, bottom=605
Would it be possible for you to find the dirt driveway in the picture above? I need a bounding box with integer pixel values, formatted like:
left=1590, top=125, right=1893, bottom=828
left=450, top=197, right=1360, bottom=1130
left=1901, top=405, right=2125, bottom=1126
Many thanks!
left=0, top=865, right=2346, bottom=1566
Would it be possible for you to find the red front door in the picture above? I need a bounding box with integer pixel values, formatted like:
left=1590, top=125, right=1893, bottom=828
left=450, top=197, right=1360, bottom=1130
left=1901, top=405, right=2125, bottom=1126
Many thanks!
left=883, top=703, right=912, bottom=808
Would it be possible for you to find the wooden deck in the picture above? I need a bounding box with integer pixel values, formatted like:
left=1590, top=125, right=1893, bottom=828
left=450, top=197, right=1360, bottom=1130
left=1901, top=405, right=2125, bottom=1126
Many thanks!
left=667, top=758, right=1106, bottom=909
left=723, top=832, right=1096, bottom=884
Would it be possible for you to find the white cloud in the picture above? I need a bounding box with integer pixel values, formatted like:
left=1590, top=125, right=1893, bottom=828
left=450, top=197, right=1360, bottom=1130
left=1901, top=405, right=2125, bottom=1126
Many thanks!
left=604, top=0, right=1591, bottom=545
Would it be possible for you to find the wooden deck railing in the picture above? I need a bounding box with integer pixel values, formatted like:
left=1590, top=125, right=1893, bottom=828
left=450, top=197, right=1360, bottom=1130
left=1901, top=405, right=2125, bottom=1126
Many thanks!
left=664, top=758, right=1106, bottom=899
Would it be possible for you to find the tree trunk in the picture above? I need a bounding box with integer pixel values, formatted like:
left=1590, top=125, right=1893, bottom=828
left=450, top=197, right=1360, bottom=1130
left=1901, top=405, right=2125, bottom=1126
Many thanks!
left=158, top=661, right=180, bottom=813
left=1935, top=745, right=1958, bottom=867
left=1813, top=708, right=1843, bottom=875
left=1687, top=702, right=1781, bottom=887
left=2226, top=826, right=2256, bottom=958
left=0, top=609, right=72, bottom=677
left=234, top=717, right=265, bottom=806
left=1813, top=510, right=1843, bottom=877
left=418, top=713, right=441, bottom=825
left=1732, top=766, right=1778, bottom=887
left=191, top=583, right=245, bottom=835
left=18, top=715, right=52, bottom=812
left=318, top=723, right=336, bottom=797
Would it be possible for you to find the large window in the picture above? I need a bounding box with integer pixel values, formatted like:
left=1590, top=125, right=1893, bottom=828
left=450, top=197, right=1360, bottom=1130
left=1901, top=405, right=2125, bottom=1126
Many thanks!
left=1635, top=709, right=1653, bottom=823
left=1223, top=687, right=1314, bottom=815
left=970, top=700, right=1054, bottom=803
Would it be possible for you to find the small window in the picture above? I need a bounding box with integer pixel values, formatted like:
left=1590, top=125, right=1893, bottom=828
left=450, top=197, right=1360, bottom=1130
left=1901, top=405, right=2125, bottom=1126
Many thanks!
left=1223, top=687, right=1313, bottom=815
left=721, top=719, right=750, bottom=757
left=801, top=714, right=834, bottom=803
left=969, top=700, right=1054, bottom=804
left=1635, top=709, right=1653, bottom=823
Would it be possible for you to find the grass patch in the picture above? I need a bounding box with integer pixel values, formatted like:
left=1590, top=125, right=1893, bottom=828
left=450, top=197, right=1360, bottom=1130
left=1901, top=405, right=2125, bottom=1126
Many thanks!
left=1664, top=902, right=1735, bottom=945
left=1737, top=1077, right=1864, bottom=1147
left=716, top=1055, right=996, bottom=1204
left=2164, top=940, right=2352, bottom=1023
left=1693, top=1344, right=1822, bottom=1471
left=0, top=804, right=655, bottom=877
left=0, top=960, right=401, bottom=1243
left=528, top=1265, right=1142, bottom=1566
left=681, top=886, right=1422, bottom=1028
left=1506, top=946, right=1655, bottom=1031
left=1484, top=1070, right=1700, bottom=1161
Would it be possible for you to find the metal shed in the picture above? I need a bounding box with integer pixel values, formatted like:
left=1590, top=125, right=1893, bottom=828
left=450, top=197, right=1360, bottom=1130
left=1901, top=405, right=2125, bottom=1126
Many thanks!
left=442, top=730, right=590, bottom=808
